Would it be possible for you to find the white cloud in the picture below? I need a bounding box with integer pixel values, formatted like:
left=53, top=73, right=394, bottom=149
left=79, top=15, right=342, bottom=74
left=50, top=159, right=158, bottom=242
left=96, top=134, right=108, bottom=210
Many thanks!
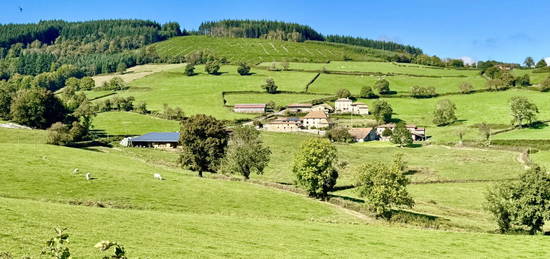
left=544, top=57, right=550, bottom=66
left=459, top=56, right=476, bottom=65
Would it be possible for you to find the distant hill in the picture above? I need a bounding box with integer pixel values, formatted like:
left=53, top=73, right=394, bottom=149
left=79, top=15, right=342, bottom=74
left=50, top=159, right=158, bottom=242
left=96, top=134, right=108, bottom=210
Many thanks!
left=153, top=35, right=408, bottom=64
left=196, top=19, right=422, bottom=55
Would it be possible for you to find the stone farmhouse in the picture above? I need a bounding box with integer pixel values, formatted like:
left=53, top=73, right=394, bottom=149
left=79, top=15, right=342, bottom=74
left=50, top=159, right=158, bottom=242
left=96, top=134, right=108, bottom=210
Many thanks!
left=375, top=124, right=426, bottom=141
left=263, top=117, right=302, bottom=132
left=234, top=104, right=266, bottom=113
left=335, top=98, right=369, bottom=115
left=302, top=110, right=331, bottom=129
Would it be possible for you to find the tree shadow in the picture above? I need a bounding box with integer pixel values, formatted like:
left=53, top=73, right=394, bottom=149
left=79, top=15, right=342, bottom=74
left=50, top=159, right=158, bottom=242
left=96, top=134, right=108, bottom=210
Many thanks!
left=529, top=121, right=548, bottom=129
left=329, top=194, right=365, bottom=204
left=332, top=185, right=356, bottom=191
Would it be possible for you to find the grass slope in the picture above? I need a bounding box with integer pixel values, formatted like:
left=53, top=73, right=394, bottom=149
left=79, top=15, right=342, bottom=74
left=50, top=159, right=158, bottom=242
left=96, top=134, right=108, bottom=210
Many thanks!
left=154, top=36, right=393, bottom=64
left=93, top=111, right=179, bottom=136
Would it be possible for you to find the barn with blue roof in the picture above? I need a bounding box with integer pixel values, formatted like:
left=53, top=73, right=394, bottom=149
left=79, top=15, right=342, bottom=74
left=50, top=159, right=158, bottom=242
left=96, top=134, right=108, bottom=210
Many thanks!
left=130, top=132, right=180, bottom=148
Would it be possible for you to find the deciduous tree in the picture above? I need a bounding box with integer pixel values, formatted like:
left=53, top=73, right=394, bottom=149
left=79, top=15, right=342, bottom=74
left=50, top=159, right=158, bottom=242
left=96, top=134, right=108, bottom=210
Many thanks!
left=220, top=125, right=271, bottom=179
left=237, top=62, right=251, bottom=75
left=10, top=88, right=66, bottom=129
left=262, top=78, right=278, bottom=94
left=433, top=99, right=457, bottom=126
left=374, top=78, right=390, bottom=94
left=524, top=57, right=535, bottom=68
left=509, top=96, right=538, bottom=127
left=359, top=86, right=377, bottom=98
left=179, top=114, right=228, bottom=177
left=292, top=138, right=338, bottom=199
left=391, top=122, right=413, bottom=147
left=336, top=88, right=351, bottom=98
left=371, top=100, right=393, bottom=123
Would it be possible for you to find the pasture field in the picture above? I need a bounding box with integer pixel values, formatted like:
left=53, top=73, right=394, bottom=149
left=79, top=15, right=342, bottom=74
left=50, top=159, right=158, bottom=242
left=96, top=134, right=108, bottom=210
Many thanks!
left=493, top=126, right=550, bottom=140
left=153, top=36, right=392, bottom=64
left=308, top=73, right=487, bottom=95
left=92, top=111, right=179, bottom=136
left=224, top=92, right=331, bottom=106
left=355, top=89, right=550, bottom=143
left=4, top=196, right=550, bottom=258
left=511, top=69, right=550, bottom=84
left=260, top=61, right=480, bottom=77
left=105, top=65, right=322, bottom=120
left=92, top=63, right=186, bottom=86
left=0, top=127, right=47, bottom=144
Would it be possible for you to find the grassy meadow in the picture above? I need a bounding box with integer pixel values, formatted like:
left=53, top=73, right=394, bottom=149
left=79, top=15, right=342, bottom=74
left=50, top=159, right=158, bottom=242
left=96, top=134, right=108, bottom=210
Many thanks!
left=92, top=111, right=179, bottom=136
left=153, top=36, right=392, bottom=64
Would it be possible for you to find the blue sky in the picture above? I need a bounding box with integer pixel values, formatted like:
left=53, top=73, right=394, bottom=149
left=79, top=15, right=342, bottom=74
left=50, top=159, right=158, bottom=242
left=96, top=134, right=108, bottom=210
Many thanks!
left=1, top=0, right=548, bottom=63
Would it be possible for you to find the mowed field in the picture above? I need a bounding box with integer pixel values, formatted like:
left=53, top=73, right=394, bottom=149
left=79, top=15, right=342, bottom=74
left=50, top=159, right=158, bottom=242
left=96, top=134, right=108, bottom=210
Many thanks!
left=1, top=128, right=548, bottom=258
left=153, top=36, right=393, bottom=64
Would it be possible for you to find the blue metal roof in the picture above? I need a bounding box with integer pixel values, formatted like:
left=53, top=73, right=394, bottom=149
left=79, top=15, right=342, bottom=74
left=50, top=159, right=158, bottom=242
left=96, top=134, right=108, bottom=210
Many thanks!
left=131, top=132, right=180, bottom=143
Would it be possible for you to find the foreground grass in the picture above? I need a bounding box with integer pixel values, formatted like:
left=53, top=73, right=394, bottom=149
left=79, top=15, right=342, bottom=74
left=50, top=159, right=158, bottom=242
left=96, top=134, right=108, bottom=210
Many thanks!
left=4, top=196, right=549, bottom=258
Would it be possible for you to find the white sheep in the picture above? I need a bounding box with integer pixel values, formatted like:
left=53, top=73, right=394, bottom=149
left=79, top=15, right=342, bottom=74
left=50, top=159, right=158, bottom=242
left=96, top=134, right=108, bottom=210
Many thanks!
left=72, top=168, right=79, bottom=174
left=85, top=173, right=92, bottom=181
left=153, top=173, right=164, bottom=180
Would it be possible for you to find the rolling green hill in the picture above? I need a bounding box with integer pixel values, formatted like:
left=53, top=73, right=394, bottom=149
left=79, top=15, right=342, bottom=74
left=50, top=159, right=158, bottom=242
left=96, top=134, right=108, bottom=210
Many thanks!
left=153, top=36, right=399, bottom=64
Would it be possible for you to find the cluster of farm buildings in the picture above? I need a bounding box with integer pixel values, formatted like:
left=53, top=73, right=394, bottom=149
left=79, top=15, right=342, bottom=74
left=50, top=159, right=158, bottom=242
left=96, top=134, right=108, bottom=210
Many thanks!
left=123, top=97, right=426, bottom=149
left=235, top=97, right=426, bottom=142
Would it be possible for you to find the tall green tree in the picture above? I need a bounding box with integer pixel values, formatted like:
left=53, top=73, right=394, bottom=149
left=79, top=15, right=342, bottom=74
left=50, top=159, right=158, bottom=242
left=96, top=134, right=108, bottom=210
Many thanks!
left=237, top=62, right=251, bottom=75
left=220, top=125, right=271, bottom=179
left=509, top=96, right=538, bottom=127
left=292, top=138, right=338, bottom=199
left=336, top=88, right=351, bottom=98
left=184, top=63, right=195, bottom=76
left=205, top=59, right=221, bottom=75
left=433, top=99, right=457, bottom=126
left=179, top=114, right=229, bottom=177
left=10, top=88, right=66, bottom=129
left=371, top=100, right=393, bottom=123
left=523, top=57, right=535, bottom=68
left=391, top=122, right=413, bottom=147
left=359, top=86, right=377, bottom=98
left=354, top=156, right=414, bottom=218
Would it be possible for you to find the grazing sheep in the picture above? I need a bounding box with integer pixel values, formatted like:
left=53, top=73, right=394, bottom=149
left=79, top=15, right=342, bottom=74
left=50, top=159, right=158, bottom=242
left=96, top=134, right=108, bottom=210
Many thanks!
left=153, top=173, right=164, bottom=180
left=85, top=173, right=92, bottom=181
left=72, top=168, right=79, bottom=174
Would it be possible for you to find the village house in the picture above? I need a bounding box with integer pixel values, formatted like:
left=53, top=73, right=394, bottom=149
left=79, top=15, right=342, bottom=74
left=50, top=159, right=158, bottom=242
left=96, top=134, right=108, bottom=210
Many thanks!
left=302, top=110, right=330, bottom=129
left=312, top=103, right=334, bottom=113
left=376, top=124, right=426, bottom=141
left=130, top=132, right=180, bottom=148
left=335, top=98, right=369, bottom=115
left=348, top=127, right=378, bottom=142
left=286, top=103, right=312, bottom=113
left=263, top=117, right=302, bottom=132
left=233, top=104, right=266, bottom=113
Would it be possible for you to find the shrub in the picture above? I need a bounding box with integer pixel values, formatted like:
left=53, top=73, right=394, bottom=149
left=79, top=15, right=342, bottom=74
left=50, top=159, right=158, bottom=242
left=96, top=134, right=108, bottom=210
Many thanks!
left=237, top=62, right=251, bottom=75
left=391, top=122, right=413, bottom=147
left=184, top=63, right=195, bottom=76
left=205, top=59, right=221, bottom=75
left=220, top=126, right=271, bottom=179
left=336, top=88, right=351, bottom=98
left=326, top=127, right=354, bottom=143
left=540, top=76, right=550, bottom=92
left=359, top=86, right=377, bottom=99
left=47, top=122, right=72, bottom=145
left=458, top=82, right=473, bottom=94
left=433, top=99, right=457, bottom=126
left=374, top=78, right=390, bottom=94
left=410, top=86, right=437, bottom=98
left=261, top=78, right=278, bottom=94
left=371, top=100, right=393, bottom=123
left=41, top=227, right=71, bottom=259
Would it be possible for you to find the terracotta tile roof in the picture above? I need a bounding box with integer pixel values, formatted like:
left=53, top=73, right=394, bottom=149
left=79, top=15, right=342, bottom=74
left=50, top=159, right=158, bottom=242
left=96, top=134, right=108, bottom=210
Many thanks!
left=288, top=103, right=312, bottom=108
left=302, top=110, right=328, bottom=119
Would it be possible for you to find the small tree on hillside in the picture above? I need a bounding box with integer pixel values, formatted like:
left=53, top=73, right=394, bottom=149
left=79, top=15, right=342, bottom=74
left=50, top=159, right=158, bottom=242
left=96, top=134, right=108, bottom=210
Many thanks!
left=485, top=166, right=550, bottom=234
left=524, top=57, right=535, bottom=68
left=220, top=125, right=271, bottom=179
left=515, top=74, right=531, bottom=87
left=292, top=138, right=338, bottom=199
left=540, top=76, right=550, bottom=92
left=10, top=88, right=66, bottom=129
left=535, top=58, right=547, bottom=68
left=371, top=100, right=393, bottom=123
left=374, top=78, right=390, bottom=94
left=336, top=88, right=351, bottom=98
left=458, top=82, right=473, bottom=94
left=262, top=78, right=278, bottom=94
left=360, top=86, right=377, bottom=99
left=184, top=63, right=195, bottom=76
left=116, top=63, right=127, bottom=74
left=433, top=99, right=457, bottom=126
left=179, top=114, right=228, bottom=177
left=79, top=77, right=95, bottom=91
left=509, top=96, right=538, bottom=127
left=354, top=156, right=414, bottom=218
left=237, top=62, right=251, bottom=75
left=41, top=227, right=71, bottom=259
left=205, top=59, right=221, bottom=75
left=391, top=122, right=413, bottom=147
left=478, top=122, right=491, bottom=144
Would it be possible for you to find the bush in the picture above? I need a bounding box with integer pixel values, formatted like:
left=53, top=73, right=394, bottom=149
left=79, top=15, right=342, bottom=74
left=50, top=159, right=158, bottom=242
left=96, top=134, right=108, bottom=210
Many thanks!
left=205, top=59, right=221, bottom=75
left=102, top=77, right=127, bottom=91
left=540, top=76, right=550, bottom=92
left=261, top=78, right=278, bottom=94
left=47, top=122, right=72, bottom=145
left=10, top=88, right=66, bottom=129
left=184, top=64, right=195, bottom=76
left=374, top=78, right=390, bottom=94
left=326, top=127, right=354, bottom=143
left=458, top=82, right=473, bottom=94
left=237, top=62, right=251, bottom=75
left=486, top=79, right=509, bottom=91
left=371, top=100, right=393, bottom=123
left=433, top=99, right=457, bottom=126
left=359, top=86, right=377, bottom=98
left=410, top=86, right=437, bottom=98
left=336, top=88, right=351, bottom=98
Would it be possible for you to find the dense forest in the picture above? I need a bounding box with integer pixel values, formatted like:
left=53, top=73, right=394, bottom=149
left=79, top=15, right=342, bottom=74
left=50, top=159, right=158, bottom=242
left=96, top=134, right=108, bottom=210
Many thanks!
left=0, top=19, right=184, bottom=79
left=325, top=35, right=423, bottom=55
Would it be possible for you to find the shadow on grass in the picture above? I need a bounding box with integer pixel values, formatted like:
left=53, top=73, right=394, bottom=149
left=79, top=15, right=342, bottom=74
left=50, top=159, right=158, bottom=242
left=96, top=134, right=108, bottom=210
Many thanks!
left=332, top=185, right=356, bottom=191
left=529, top=121, right=548, bottom=129
left=329, top=194, right=364, bottom=204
